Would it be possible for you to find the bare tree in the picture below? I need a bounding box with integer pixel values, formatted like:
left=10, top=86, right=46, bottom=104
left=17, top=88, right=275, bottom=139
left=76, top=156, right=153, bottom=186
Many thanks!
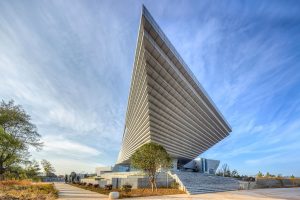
left=221, top=163, right=230, bottom=177
left=41, top=159, right=55, bottom=177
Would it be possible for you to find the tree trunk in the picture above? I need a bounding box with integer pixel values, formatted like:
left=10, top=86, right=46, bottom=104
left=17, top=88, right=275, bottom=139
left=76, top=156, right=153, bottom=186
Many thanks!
left=150, top=178, right=155, bottom=192
left=154, top=180, right=158, bottom=192
left=0, top=173, right=4, bottom=181
left=0, top=164, right=5, bottom=181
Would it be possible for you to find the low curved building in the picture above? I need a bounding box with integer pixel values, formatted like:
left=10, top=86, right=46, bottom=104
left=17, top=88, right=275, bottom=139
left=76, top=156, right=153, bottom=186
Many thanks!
left=117, top=6, right=231, bottom=169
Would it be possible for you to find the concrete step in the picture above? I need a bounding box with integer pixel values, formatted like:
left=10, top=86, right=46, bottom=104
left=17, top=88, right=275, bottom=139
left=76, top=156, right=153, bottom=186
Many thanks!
left=172, top=171, right=240, bottom=195
left=188, top=189, right=237, bottom=195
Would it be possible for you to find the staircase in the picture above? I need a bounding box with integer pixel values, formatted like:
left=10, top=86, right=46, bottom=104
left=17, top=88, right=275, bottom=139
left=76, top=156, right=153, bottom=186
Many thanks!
left=169, top=171, right=240, bottom=195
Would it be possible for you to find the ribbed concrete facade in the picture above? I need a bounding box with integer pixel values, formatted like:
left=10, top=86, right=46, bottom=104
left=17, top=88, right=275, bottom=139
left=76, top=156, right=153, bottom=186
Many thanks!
left=117, top=6, right=231, bottom=164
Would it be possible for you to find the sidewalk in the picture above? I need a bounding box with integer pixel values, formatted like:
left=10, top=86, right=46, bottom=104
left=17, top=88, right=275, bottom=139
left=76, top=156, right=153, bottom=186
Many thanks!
left=123, top=187, right=300, bottom=200
left=54, top=182, right=108, bottom=200
left=54, top=183, right=300, bottom=200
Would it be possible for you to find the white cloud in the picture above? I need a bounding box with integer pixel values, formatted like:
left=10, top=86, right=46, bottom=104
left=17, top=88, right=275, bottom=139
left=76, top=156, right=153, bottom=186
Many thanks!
left=30, top=135, right=104, bottom=174
left=245, top=151, right=300, bottom=166
left=48, top=106, right=99, bottom=133
left=42, top=135, right=101, bottom=157
left=50, top=158, right=105, bottom=175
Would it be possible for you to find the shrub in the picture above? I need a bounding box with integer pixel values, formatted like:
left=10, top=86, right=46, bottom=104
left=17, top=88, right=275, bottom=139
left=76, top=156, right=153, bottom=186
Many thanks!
left=243, top=177, right=255, bottom=182
left=170, top=181, right=179, bottom=189
left=257, top=171, right=263, bottom=177
left=0, top=194, right=19, bottom=200
left=94, top=184, right=99, bottom=188
left=121, top=184, right=132, bottom=193
left=104, top=184, right=112, bottom=190
left=0, top=180, right=32, bottom=187
left=0, top=181, right=58, bottom=200
left=87, top=183, right=93, bottom=187
left=82, top=182, right=87, bottom=186
left=277, top=174, right=282, bottom=178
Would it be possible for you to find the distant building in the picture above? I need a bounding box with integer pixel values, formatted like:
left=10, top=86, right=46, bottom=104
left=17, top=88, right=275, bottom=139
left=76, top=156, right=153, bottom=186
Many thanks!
left=116, top=6, right=231, bottom=170
left=183, top=158, right=220, bottom=174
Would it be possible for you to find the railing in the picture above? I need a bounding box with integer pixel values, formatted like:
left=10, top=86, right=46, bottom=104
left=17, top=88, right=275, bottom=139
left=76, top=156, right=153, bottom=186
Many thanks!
left=167, top=171, right=187, bottom=193
left=42, top=177, right=64, bottom=182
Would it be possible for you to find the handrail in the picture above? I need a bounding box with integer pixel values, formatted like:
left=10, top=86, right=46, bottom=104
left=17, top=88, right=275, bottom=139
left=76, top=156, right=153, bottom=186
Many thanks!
left=167, top=171, right=187, bottom=193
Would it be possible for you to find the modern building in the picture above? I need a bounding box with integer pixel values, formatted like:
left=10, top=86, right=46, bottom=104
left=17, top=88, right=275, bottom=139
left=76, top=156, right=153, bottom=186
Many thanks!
left=183, top=158, right=220, bottom=174
left=117, top=6, right=231, bottom=170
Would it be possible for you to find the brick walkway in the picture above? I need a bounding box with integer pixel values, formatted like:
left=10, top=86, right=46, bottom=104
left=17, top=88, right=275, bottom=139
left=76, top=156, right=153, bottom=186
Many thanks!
left=54, top=182, right=108, bottom=200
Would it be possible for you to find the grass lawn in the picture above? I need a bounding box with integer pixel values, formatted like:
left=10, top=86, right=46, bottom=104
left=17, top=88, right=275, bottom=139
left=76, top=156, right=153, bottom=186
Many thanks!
left=0, top=180, right=58, bottom=200
left=71, top=183, right=185, bottom=198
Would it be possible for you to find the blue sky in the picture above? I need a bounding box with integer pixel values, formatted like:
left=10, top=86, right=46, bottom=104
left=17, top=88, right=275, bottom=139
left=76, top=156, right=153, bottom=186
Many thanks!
left=1, top=0, right=300, bottom=176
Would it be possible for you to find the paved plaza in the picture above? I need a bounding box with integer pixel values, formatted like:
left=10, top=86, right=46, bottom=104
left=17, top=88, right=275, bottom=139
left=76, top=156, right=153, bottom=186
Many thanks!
left=55, top=183, right=300, bottom=200
left=126, top=188, right=300, bottom=200
left=54, top=182, right=107, bottom=200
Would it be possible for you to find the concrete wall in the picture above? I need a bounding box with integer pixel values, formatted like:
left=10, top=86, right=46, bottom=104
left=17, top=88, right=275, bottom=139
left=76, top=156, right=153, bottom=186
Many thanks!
left=239, top=181, right=256, bottom=190
left=110, top=172, right=175, bottom=189
left=112, top=177, right=175, bottom=189
left=81, top=172, right=174, bottom=189
left=100, top=171, right=145, bottom=179
left=81, top=178, right=107, bottom=187
left=256, top=178, right=300, bottom=188
left=81, top=177, right=174, bottom=189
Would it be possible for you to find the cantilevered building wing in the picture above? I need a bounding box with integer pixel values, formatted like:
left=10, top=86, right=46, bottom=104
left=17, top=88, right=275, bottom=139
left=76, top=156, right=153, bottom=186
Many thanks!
left=117, top=6, right=231, bottom=165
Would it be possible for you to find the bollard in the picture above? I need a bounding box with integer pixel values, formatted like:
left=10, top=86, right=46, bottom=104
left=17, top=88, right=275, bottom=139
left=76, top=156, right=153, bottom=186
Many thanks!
left=109, top=191, right=119, bottom=199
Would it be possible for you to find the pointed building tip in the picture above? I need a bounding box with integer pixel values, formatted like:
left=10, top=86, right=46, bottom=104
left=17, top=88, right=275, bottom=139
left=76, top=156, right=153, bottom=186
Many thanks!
left=141, top=4, right=149, bottom=16
left=141, top=4, right=146, bottom=12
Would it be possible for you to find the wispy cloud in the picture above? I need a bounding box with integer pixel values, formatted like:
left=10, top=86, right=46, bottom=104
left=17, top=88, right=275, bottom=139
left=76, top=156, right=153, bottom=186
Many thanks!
left=42, top=135, right=101, bottom=157
left=30, top=135, right=104, bottom=174
left=0, top=0, right=138, bottom=173
left=161, top=1, right=300, bottom=175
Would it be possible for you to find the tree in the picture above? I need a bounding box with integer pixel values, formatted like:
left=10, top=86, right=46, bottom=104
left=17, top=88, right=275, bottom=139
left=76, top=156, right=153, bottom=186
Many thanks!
left=70, top=172, right=77, bottom=183
left=277, top=174, right=282, bottom=178
left=220, top=163, right=230, bottom=177
left=0, top=125, right=23, bottom=180
left=291, top=175, right=295, bottom=179
left=257, top=171, right=263, bottom=177
left=41, top=159, right=55, bottom=177
left=0, top=100, right=42, bottom=180
left=131, top=142, right=171, bottom=192
left=231, top=169, right=239, bottom=178
left=24, top=160, right=41, bottom=180
left=216, top=169, right=223, bottom=176
left=290, top=175, right=296, bottom=186
left=3, top=165, right=25, bottom=179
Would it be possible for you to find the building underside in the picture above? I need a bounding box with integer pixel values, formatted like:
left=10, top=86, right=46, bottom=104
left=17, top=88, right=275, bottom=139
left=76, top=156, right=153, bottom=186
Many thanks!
left=116, top=6, right=231, bottom=166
